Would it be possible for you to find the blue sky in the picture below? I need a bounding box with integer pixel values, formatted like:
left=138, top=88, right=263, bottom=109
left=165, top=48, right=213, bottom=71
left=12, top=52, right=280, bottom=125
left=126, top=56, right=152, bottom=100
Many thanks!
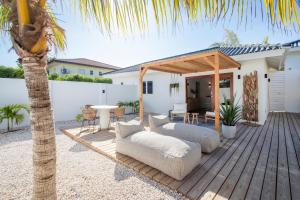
left=0, top=2, right=299, bottom=68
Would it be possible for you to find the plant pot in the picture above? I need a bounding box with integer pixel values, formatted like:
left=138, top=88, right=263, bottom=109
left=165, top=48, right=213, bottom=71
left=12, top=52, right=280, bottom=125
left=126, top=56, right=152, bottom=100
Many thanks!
left=222, top=124, right=237, bottom=139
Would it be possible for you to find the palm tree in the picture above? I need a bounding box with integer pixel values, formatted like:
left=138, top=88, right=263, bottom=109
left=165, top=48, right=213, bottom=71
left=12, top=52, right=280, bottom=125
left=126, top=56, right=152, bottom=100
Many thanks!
left=0, top=104, right=29, bottom=132
left=0, top=0, right=299, bottom=199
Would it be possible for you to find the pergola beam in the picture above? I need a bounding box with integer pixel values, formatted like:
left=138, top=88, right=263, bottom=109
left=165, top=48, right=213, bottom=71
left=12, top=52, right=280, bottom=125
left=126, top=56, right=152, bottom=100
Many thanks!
left=139, top=51, right=239, bottom=132
left=139, top=66, right=148, bottom=122
left=214, top=55, right=221, bottom=133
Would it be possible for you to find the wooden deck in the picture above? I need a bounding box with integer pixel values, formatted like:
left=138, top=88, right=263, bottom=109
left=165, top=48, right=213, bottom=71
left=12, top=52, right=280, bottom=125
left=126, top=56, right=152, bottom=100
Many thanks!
left=62, top=112, right=300, bottom=200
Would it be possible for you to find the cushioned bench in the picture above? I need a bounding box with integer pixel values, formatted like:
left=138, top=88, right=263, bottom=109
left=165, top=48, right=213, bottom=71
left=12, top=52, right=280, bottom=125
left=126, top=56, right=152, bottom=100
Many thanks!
left=149, top=115, right=220, bottom=153
left=115, top=121, right=202, bottom=180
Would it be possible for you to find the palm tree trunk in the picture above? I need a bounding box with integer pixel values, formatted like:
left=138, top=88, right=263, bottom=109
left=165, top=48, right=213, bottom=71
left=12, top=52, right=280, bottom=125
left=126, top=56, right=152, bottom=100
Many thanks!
left=22, top=56, right=57, bottom=200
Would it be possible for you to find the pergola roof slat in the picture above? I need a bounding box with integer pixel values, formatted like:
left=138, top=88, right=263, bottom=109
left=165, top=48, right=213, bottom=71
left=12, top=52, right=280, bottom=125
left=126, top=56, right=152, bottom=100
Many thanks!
left=141, top=51, right=240, bottom=74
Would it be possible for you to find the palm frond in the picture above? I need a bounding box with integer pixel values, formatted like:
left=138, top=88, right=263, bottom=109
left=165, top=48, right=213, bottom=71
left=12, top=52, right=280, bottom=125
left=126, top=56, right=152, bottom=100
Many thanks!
left=46, top=5, right=67, bottom=50
left=0, top=4, right=10, bottom=36
left=71, top=0, right=299, bottom=33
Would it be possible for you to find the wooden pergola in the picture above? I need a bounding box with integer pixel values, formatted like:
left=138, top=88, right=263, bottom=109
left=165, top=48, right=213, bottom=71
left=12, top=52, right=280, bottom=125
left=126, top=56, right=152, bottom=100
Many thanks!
left=139, top=50, right=241, bottom=133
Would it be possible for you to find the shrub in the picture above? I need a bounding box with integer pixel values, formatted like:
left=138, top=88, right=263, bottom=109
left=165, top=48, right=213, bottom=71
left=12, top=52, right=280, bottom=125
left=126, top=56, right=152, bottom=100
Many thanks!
left=48, top=73, right=59, bottom=80
left=48, top=74, right=112, bottom=84
left=0, top=66, right=24, bottom=79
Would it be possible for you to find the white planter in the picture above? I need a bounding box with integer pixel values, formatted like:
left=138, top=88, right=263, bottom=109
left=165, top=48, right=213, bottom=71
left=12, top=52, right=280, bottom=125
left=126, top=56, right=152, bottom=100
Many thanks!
left=222, top=124, right=237, bottom=139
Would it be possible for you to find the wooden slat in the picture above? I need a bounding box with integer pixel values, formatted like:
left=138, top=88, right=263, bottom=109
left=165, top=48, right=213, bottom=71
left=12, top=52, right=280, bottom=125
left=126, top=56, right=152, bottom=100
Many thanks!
left=187, top=127, right=255, bottom=199
left=227, top=113, right=273, bottom=200
left=210, top=122, right=266, bottom=200
left=286, top=113, right=300, bottom=167
left=276, top=112, right=291, bottom=200
left=172, top=125, right=249, bottom=193
left=261, top=112, right=279, bottom=200
left=245, top=112, right=276, bottom=200
left=284, top=113, right=300, bottom=200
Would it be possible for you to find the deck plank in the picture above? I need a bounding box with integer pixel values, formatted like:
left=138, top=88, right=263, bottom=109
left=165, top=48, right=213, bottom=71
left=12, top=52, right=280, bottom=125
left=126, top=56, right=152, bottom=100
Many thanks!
left=229, top=113, right=273, bottom=200
left=167, top=125, right=244, bottom=191
left=260, top=112, right=279, bottom=200
left=276, top=113, right=291, bottom=200
left=214, top=114, right=271, bottom=200
left=199, top=125, right=262, bottom=200
left=284, top=113, right=300, bottom=200
left=176, top=125, right=250, bottom=195
left=245, top=112, right=276, bottom=200
left=186, top=127, right=255, bottom=199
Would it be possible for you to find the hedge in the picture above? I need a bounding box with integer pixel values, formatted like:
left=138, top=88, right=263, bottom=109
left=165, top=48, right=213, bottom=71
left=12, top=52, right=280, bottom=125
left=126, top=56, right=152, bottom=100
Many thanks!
left=49, top=73, right=112, bottom=84
left=0, top=66, right=24, bottom=78
left=0, top=67, right=112, bottom=84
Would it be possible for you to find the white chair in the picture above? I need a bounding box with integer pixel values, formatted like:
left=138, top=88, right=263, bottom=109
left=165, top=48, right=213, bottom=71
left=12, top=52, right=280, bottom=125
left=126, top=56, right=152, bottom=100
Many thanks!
left=170, top=103, right=187, bottom=121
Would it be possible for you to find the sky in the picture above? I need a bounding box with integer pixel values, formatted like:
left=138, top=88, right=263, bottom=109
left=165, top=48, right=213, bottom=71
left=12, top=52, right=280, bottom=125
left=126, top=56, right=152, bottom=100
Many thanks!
left=0, top=2, right=299, bottom=68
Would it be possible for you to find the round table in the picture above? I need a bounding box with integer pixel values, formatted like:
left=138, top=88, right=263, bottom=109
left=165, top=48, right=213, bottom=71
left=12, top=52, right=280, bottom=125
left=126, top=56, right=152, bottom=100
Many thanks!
left=91, top=105, right=118, bottom=130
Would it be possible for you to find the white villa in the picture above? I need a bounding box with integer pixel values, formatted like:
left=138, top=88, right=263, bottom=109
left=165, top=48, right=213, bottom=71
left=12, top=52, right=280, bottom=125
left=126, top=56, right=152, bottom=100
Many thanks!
left=48, top=58, right=120, bottom=77
left=104, top=40, right=300, bottom=125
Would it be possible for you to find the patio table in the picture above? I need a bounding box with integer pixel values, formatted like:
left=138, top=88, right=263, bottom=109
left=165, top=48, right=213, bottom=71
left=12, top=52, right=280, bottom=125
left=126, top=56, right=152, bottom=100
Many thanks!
left=91, top=105, right=118, bottom=130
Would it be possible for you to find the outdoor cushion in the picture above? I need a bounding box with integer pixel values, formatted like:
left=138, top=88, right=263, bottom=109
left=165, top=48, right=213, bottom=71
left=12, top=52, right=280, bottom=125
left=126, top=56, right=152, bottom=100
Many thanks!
left=173, top=103, right=187, bottom=112
left=149, top=115, right=220, bottom=153
left=149, top=114, right=170, bottom=128
left=116, top=131, right=202, bottom=180
left=115, top=121, right=144, bottom=139
left=205, top=111, right=216, bottom=117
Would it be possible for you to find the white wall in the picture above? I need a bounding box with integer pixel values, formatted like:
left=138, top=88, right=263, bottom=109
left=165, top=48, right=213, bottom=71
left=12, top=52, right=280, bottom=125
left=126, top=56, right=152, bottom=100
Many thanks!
left=284, top=52, right=300, bottom=112
left=0, top=78, right=137, bottom=129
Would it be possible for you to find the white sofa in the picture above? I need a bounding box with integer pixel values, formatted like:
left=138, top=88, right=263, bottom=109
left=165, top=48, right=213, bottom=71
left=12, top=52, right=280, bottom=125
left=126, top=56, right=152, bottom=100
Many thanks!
left=115, top=121, right=202, bottom=180
left=149, top=115, right=220, bottom=153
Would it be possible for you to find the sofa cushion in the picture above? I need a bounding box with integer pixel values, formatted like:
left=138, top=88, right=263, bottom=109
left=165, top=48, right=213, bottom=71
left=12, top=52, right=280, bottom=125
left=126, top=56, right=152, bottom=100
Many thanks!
left=115, top=120, right=144, bottom=139
left=116, top=131, right=201, bottom=180
left=151, top=122, right=220, bottom=153
left=149, top=115, right=170, bottom=129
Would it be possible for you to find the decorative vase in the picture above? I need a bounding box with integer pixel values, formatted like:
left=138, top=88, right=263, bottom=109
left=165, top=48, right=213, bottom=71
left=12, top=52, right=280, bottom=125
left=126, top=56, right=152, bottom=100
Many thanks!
left=222, top=124, right=237, bottom=138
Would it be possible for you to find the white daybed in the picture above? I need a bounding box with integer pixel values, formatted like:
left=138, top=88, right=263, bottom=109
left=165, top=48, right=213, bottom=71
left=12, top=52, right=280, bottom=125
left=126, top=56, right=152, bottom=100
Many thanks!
left=115, top=121, right=202, bottom=180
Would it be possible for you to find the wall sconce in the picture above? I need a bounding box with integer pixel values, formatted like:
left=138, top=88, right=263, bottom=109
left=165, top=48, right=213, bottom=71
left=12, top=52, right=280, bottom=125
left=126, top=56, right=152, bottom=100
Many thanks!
left=264, top=74, right=268, bottom=79
left=268, top=78, right=270, bottom=82
left=238, top=75, right=241, bottom=79
left=102, top=90, right=105, bottom=94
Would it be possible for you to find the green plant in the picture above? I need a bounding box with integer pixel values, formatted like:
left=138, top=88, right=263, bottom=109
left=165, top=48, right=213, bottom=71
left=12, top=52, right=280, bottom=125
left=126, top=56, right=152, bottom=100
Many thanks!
left=0, top=104, right=29, bottom=132
left=0, top=66, right=24, bottom=79
left=49, top=73, right=113, bottom=84
left=220, top=95, right=242, bottom=126
left=48, top=73, right=59, bottom=80
left=75, top=113, right=83, bottom=122
left=117, top=100, right=139, bottom=113
left=169, top=83, right=180, bottom=95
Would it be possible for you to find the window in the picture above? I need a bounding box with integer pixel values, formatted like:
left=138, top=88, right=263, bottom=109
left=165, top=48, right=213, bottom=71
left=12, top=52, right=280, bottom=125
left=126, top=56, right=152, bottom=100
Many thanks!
left=147, top=81, right=153, bottom=94
left=99, top=72, right=102, bottom=76
left=61, top=68, right=70, bottom=74
left=90, top=70, right=93, bottom=75
left=143, top=81, right=153, bottom=94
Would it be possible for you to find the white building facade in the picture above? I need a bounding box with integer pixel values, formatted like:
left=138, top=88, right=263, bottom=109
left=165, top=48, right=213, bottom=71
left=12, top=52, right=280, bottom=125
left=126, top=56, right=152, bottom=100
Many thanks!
left=104, top=41, right=300, bottom=125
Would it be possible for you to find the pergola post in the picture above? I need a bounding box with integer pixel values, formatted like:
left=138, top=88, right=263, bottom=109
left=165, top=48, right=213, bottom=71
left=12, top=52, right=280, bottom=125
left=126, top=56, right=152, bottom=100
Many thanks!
left=139, top=66, right=148, bottom=122
left=214, top=54, right=221, bottom=133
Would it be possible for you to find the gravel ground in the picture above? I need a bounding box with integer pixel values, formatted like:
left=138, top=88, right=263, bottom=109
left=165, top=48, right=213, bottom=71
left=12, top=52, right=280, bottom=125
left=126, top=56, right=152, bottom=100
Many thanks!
left=0, top=121, right=186, bottom=200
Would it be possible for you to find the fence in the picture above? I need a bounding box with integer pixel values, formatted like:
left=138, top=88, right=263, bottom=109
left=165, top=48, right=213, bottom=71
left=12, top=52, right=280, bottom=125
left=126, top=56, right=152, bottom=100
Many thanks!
left=0, top=78, right=137, bottom=129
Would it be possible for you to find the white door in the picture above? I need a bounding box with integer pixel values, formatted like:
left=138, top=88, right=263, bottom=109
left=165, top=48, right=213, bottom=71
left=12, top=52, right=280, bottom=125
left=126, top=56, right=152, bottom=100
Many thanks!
left=269, top=72, right=285, bottom=111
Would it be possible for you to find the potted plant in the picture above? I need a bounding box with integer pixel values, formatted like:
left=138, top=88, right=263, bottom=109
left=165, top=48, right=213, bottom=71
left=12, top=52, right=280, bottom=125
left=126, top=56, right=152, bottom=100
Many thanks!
left=220, top=95, right=242, bottom=138
left=169, top=83, right=180, bottom=95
